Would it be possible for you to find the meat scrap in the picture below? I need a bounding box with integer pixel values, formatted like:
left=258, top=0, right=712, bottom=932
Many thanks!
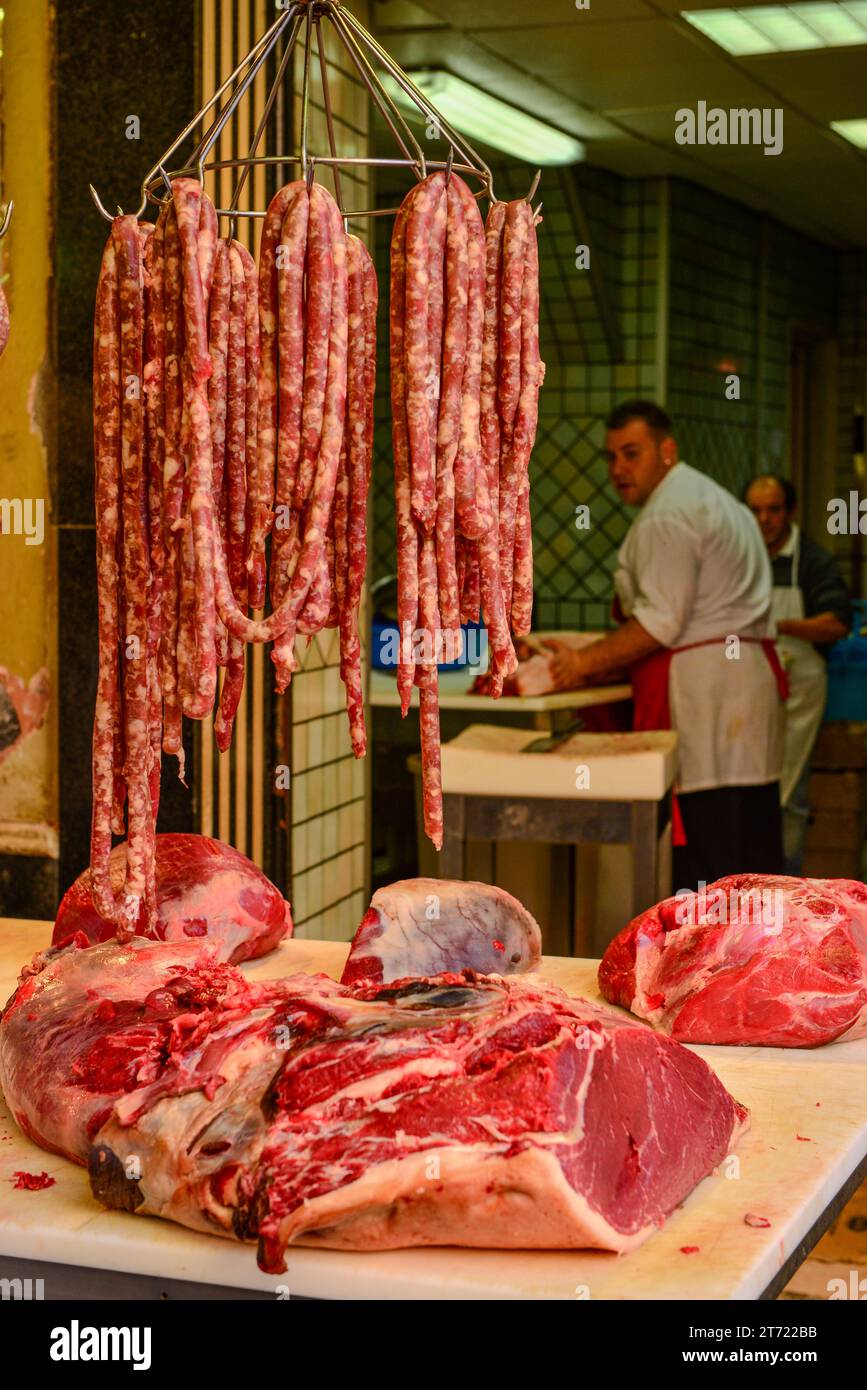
left=12, top=1171, right=56, bottom=1191
left=599, top=873, right=867, bottom=1047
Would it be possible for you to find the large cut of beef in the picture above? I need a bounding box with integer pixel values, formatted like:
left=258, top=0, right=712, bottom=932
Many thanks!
left=341, top=878, right=541, bottom=985
left=1, top=934, right=746, bottom=1267
left=53, top=834, right=291, bottom=964
left=599, top=874, right=867, bottom=1047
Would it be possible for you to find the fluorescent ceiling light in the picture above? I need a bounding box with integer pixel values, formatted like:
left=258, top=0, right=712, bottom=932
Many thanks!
left=383, top=70, right=585, bottom=167
left=682, top=2, right=867, bottom=54
left=830, top=117, right=867, bottom=146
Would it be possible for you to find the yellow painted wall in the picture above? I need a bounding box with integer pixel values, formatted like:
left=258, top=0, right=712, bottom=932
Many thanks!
left=0, top=0, right=57, bottom=855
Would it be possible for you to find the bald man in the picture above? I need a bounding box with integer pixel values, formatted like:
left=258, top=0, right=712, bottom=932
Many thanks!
left=744, top=474, right=849, bottom=872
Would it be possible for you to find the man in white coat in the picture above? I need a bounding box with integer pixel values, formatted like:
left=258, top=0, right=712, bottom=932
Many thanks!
left=546, top=400, right=786, bottom=889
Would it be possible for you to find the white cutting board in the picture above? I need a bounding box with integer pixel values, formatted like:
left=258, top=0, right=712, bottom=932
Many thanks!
left=0, top=926, right=865, bottom=1300
left=440, top=724, right=678, bottom=801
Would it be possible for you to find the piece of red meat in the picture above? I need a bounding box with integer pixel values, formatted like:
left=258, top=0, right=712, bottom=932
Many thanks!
left=0, top=934, right=280, bottom=1164
left=341, top=878, right=542, bottom=985
left=53, top=833, right=291, bottom=965
left=83, top=960, right=747, bottom=1269
left=4, top=914, right=747, bottom=1269
left=599, top=874, right=867, bottom=1047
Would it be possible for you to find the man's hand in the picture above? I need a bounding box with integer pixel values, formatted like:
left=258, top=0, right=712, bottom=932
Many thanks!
left=543, top=618, right=663, bottom=688
left=776, top=611, right=848, bottom=647
left=542, top=639, right=588, bottom=691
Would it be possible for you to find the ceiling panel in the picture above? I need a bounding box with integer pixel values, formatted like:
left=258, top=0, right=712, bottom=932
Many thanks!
left=371, top=0, right=867, bottom=244
left=383, top=29, right=615, bottom=138
left=474, top=19, right=774, bottom=107
left=409, top=0, right=654, bottom=27
left=374, top=0, right=448, bottom=30
left=739, top=49, right=867, bottom=121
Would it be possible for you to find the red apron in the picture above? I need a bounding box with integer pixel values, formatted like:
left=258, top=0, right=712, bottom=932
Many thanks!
left=630, top=637, right=789, bottom=846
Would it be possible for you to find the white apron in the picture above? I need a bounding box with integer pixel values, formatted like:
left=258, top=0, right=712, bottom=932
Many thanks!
left=773, top=527, right=827, bottom=806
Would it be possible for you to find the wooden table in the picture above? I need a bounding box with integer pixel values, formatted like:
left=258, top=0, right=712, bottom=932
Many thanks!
left=1, top=924, right=865, bottom=1301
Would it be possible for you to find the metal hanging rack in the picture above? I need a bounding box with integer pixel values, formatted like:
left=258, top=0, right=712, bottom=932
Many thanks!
left=0, top=202, right=13, bottom=240
left=89, top=1, right=539, bottom=228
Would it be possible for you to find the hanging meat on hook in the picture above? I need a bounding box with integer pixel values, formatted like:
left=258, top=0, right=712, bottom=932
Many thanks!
left=388, top=170, right=543, bottom=851
left=89, top=176, right=377, bottom=930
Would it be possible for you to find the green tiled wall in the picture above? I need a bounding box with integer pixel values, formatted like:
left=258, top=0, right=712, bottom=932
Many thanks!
left=668, top=179, right=836, bottom=499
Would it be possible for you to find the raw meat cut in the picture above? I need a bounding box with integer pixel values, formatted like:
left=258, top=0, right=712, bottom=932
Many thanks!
left=599, top=873, right=867, bottom=1047
left=0, top=935, right=273, bottom=1163
left=53, top=833, right=292, bottom=965
left=340, top=878, right=542, bottom=985
left=90, top=969, right=747, bottom=1268
left=3, top=930, right=747, bottom=1267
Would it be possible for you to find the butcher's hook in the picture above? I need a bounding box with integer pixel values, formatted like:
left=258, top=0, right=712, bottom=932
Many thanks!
left=89, top=185, right=115, bottom=224
left=0, top=201, right=13, bottom=240
left=158, top=164, right=174, bottom=199
left=525, top=169, right=542, bottom=204
left=444, top=146, right=454, bottom=187
left=306, top=156, right=316, bottom=192
left=89, top=184, right=148, bottom=224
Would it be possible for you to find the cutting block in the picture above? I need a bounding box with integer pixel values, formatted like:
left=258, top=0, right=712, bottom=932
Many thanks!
left=440, top=724, right=678, bottom=801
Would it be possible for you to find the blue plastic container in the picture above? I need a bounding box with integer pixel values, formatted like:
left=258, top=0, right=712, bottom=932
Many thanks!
left=371, top=621, right=487, bottom=672
left=825, top=600, right=867, bottom=722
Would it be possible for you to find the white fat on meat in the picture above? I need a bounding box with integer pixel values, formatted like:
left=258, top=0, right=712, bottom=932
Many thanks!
left=341, top=877, right=542, bottom=986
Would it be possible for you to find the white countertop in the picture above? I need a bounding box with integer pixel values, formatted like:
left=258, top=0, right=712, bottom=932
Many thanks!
left=1, top=924, right=864, bottom=1300
left=369, top=667, right=632, bottom=713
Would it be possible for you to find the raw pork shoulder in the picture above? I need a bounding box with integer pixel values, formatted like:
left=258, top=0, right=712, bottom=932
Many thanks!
left=341, top=878, right=542, bottom=985
left=53, top=833, right=291, bottom=964
left=87, top=963, right=747, bottom=1269
left=599, top=874, right=867, bottom=1047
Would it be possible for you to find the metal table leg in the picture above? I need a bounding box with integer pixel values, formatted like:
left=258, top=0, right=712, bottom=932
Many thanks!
left=440, top=794, right=467, bottom=878
left=630, top=799, right=659, bottom=916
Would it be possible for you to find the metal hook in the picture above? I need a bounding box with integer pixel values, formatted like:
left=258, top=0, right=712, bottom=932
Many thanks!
left=306, top=157, right=316, bottom=192
left=0, top=201, right=13, bottom=240
left=526, top=169, right=542, bottom=204
left=445, top=147, right=454, bottom=187
left=89, top=184, right=116, bottom=224
left=158, top=165, right=173, bottom=198
left=89, top=184, right=147, bottom=223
